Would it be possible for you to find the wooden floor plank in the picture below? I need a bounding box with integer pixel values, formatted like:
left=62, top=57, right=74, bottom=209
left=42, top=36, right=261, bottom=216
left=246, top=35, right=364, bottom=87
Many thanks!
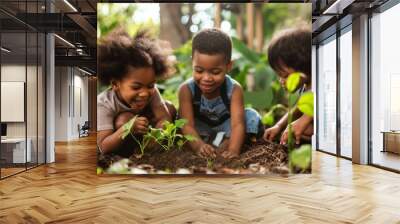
left=0, top=134, right=399, bottom=223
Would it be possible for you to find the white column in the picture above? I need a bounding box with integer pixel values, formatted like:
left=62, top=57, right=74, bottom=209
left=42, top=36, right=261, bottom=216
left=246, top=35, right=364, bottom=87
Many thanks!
left=312, top=45, right=317, bottom=150
left=352, top=14, right=369, bottom=164
left=46, top=1, right=55, bottom=163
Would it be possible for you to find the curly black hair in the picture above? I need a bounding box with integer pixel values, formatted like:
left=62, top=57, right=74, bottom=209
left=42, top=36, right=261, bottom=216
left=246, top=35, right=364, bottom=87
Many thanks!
left=97, top=28, right=175, bottom=85
left=192, top=28, right=232, bottom=64
left=268, top=26, right=311, bottom=80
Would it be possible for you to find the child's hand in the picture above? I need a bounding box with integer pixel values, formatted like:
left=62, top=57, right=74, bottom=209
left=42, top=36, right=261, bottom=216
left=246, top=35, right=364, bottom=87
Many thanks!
left=132, top=116, right=149, bottom=134
left=217, top=139, right=239, bottom=159
left=220, top=149, right=240, bottom=159
left=280, top=118, right=308, bottom=145
left=197, top=144, right=216, bottom=158
left=263, top=125, right=282, bottom=142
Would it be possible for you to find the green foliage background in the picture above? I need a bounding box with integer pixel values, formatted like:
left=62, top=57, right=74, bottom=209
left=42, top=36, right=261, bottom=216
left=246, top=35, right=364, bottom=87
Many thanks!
left=97, top=3, right=311, bottom=127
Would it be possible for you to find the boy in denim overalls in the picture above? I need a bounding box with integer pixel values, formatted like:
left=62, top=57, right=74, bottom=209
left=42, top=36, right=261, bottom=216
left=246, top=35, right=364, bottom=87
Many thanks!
left=178, top=28, right=261, bottom=159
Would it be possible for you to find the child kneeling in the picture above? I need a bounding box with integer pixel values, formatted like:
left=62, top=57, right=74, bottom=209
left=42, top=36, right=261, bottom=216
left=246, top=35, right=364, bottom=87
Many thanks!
left=97, top=29, right=176, bottom=157
left=179, top=28, right=262, bottom=159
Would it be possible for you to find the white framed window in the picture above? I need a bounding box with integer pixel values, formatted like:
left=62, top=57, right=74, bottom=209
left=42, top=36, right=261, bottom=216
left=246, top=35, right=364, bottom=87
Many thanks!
left=317, top=35, right=337, bottom=154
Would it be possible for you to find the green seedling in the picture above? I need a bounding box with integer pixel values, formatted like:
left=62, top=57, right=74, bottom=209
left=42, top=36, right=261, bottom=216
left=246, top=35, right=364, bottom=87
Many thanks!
left=289, top=144, right=312, bottom=172
left=120, top=115, right=152, bottom=155
left=150, top=119, right=196, bottom=151
left=132, top=131, right=153, bottom=156
left=262, top=104, right=287, bottom=126
left=121, top=117, right=196, bottom=155
left=206, top=158, right=215, bottom=170
left=285, top=72, right=314, bottom=173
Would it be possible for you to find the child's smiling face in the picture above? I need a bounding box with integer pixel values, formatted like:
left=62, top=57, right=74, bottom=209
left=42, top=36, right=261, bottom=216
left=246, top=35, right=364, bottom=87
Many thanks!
left=113, top=66, right=156, bottom=111
left=192, top=51, right=232, bottom=97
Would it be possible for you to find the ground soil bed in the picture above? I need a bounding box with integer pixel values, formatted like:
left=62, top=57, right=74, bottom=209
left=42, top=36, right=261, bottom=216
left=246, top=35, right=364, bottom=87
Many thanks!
left=98, top=140, right=289, bottom=175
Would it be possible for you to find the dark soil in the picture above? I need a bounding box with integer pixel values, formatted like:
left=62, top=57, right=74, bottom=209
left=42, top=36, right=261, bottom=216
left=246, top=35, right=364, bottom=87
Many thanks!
left=98, top=139, right=291, bottom=175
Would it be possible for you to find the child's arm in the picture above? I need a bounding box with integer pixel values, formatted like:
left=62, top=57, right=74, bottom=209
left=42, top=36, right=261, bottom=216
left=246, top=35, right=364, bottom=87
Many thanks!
left=263, top=107, right=303, bottom=141
left=178, top=84, right=216, bottom=158
left=280, top=114, right=313, bottom=145
left=97, top=116, right=149, bottom=154
left=150, top=88, right=173, bottom=128
left=221, top=84, right=245, bottom=159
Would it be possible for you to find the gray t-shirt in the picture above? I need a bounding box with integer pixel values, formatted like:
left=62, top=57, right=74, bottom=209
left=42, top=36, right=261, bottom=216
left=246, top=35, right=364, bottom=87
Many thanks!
left=97, top=89, right=133, bottom=131
left=97, top=88, right=158, bottom=131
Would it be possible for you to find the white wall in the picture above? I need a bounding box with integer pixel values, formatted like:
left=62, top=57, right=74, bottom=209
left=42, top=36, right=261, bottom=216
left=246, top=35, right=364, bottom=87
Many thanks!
left=1, top=63, right=45, bottom=164
left=1, top=65, right=30, bottom=137
left=55, top=66, right=69, bottom=141
left=54, top=67, right=89, bottom=141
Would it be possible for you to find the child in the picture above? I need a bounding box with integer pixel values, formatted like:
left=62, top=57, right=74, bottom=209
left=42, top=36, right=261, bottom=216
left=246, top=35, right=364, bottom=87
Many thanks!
left=97, top=29, right=176, bottom=157
left=178, top=28, right=261, bottom=159
left=263, top=26, right=313, bottom=145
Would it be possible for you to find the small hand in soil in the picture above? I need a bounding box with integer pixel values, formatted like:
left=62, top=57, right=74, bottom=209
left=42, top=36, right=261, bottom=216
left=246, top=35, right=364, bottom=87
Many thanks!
left=263, top=125, right=281, bottom=142
left=217, top=139, right=238, bottom=159
left=220, top=150, right=239, bottom=159
left=197, top=143, right=216, bottom=158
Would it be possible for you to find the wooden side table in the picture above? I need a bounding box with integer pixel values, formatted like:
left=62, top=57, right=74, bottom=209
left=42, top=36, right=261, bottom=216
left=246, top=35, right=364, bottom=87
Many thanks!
left=381, top=131, right=400, bottom=154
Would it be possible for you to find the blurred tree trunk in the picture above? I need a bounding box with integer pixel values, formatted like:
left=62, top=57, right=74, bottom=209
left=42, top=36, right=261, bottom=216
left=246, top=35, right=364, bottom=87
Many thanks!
left=246, top=3, right=254, bottom=49
left=215, top=3, right=222, bottom=28
left=159, top=3, right=191, bottom=48
left=255, top=4, right=264, bottom=52
left=236, top=6, right=243, bottom=40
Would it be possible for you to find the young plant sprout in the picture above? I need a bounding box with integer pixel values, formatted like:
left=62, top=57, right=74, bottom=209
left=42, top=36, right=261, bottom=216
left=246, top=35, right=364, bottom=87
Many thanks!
left=121, top=117, right=196, bottom=155
left=120, top=115, right=152, bottom=155
left=150, top=119, right=196, bottom=151
left=262, top=104, right=287, bottom=127
left=285, top=72, right=314, bottom=172
left=206, top=158, right=215, bottom=170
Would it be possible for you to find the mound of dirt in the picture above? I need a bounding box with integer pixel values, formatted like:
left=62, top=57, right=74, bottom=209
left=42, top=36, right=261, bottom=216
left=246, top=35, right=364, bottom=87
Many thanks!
left=98, top=139, right=290, bottom=175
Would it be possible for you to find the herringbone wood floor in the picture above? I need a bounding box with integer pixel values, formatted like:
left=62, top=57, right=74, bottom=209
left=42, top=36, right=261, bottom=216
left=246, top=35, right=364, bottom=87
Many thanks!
left=1, top=134, right=399, bottom=223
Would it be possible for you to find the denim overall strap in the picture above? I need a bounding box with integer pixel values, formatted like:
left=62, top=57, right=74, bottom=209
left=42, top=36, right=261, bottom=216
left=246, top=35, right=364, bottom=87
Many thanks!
left=191, top=77, right=232, bottom=127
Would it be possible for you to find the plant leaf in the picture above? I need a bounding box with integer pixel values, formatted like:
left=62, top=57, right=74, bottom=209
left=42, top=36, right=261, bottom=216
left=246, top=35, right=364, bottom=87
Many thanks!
left=96, top=167, right=103, bottom=175
left=164, top=123, right=175, bottom=135
left=150, top=128, right=163, bottom=140
left=184, top=134, right=197, bottom=141
left=175, top=119, right=187, bottom=128
left=177, top=139, right=184, bottom=148
left=288, top=93, right=299, bottom=108
left=162, top=120, right=171, bottom=129
left=286, top=72, right=301, bottom=93
left=243, top=89, right=273, bottom=111
left=290, top=144, right=312, bottom=171
left=297, top=92, right=314, bottom=117
left=121, top=116, right=137, bottom=140
left=232, top=37, right=259, bottom=63
left=261, top=111, right=275, bottom=126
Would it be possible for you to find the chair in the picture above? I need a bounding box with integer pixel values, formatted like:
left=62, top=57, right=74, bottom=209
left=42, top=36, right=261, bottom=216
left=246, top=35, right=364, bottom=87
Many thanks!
left=78, top=121, right=90, bottom=138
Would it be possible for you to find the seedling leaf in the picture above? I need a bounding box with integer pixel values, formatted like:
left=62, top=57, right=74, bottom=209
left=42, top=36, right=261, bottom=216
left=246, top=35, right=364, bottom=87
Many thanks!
left=175, top=119, right=187, bottom=128
left=297, top=92, right=314, bottom=116
left=290, top=144, right=311, bottom=171
left=184, top=134, right=196, bottom=141
left=286, top=72, right=301, bottom=93
left=121, top=116, right=137, bottom=140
